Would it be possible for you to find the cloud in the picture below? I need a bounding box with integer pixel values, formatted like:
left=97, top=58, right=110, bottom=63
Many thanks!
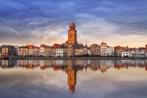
left=0, top=0, right=147, bottom=47
left=30, top=25, right=66, bottom=45
left=74, top=13, right=147, bottom=47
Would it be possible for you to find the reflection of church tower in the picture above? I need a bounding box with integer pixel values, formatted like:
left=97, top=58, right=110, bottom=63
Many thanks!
left=67, top=60, right=77, bottom=93
left=145, top=66, right=147, bottom=71
left=68, top=23, right=77, bottom=57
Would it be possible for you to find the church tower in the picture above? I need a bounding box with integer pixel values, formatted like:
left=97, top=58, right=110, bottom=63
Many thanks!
left=67, top=23, right=77, bottom=57
left=68, top=23, right=77, bottom=47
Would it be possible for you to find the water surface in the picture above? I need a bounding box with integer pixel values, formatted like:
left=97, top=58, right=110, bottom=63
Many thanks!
left=0, top=59, right=147, bottom=98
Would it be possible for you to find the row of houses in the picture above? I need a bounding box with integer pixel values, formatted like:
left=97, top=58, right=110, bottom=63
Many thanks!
left=90, top=43, right=147, bottom=57
left=89, top=42, right=115, bottom=56
left=119, top=48, right=146, bottom=57
left=0, top=44, right=89, bottom=57
left=0, top=43, right=147, bottom=57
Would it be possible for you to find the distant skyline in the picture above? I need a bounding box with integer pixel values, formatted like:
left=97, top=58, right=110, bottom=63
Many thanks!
left=0, top=0, right=147, bottom=47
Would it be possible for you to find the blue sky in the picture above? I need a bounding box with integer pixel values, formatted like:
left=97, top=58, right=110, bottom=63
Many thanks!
left=0, top=0, right=147, bottom=47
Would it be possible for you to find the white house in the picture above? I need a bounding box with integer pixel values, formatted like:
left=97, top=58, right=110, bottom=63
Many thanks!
left=100, top=42, right=115, bottom=56
left=121, top=51, right=132, bottom=57
left=121, top=48, right=146, bottom=57
left=130, top=49, right=145, bottom=57
left=54, top=48, right=64, bottom=57
left=39, top=45, right=53, bottom=57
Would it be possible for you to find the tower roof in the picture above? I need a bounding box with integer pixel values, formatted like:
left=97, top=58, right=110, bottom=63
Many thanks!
left=70, top=22, right=76, bottom=27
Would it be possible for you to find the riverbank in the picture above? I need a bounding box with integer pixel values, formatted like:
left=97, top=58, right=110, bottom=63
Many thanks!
left=5, top=56, right=147, bottom=60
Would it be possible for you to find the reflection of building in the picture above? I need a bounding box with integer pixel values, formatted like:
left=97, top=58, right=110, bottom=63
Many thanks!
left=0, top=60, right=17, bottom=68
left=67, top=60, right=77, bottom=93
left=68, top=23, right=77, bottom=57
left=1, top=59, right=147, bottom=93
left=145, top=66, right=147, bottom=71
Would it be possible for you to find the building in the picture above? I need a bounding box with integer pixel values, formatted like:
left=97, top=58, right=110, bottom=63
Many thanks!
left=121, top=51, right=132, bottom=57
left=68, top=23, right=77, bottom=47
left=18, top=45, right=39, bottom=56
left=145, top=45, right=147, bottom=51
left=100, top=42, right=107, bottom=56
left=18, top=46, right=29, bottom=56
left=27, top=45, right=39, bottom=56
left=67, top=23, right=78, bottom=57
left=89, top=44, right=100, bottom=56
left=39, top=44, right=53, bottom=56
left=120, top=48, right=145, bottom=57
left=115, top=46, right=126, bottom=57
left=54, top=48, right=64, bottom=57
left=130, top=48, right=145, bottom=57
left=0, top=45, right=17, bottom=57
left=0, top=53, right=2, bottom=58
left=75, top=47, right=90, bottom=56
left=52, top=43, right=68, bottom=57
left=100, top=42, right=114, bottom=56
left=145, top=45, right=147, bottom=57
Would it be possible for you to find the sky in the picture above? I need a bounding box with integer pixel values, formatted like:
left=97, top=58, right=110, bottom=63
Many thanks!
left=0, top=0, right=147, bottom=47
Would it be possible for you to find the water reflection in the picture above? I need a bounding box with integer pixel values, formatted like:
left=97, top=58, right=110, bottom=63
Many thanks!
left=0, top=60, right=147, bottom=71
left=0, top=59, right=147, bottom=94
